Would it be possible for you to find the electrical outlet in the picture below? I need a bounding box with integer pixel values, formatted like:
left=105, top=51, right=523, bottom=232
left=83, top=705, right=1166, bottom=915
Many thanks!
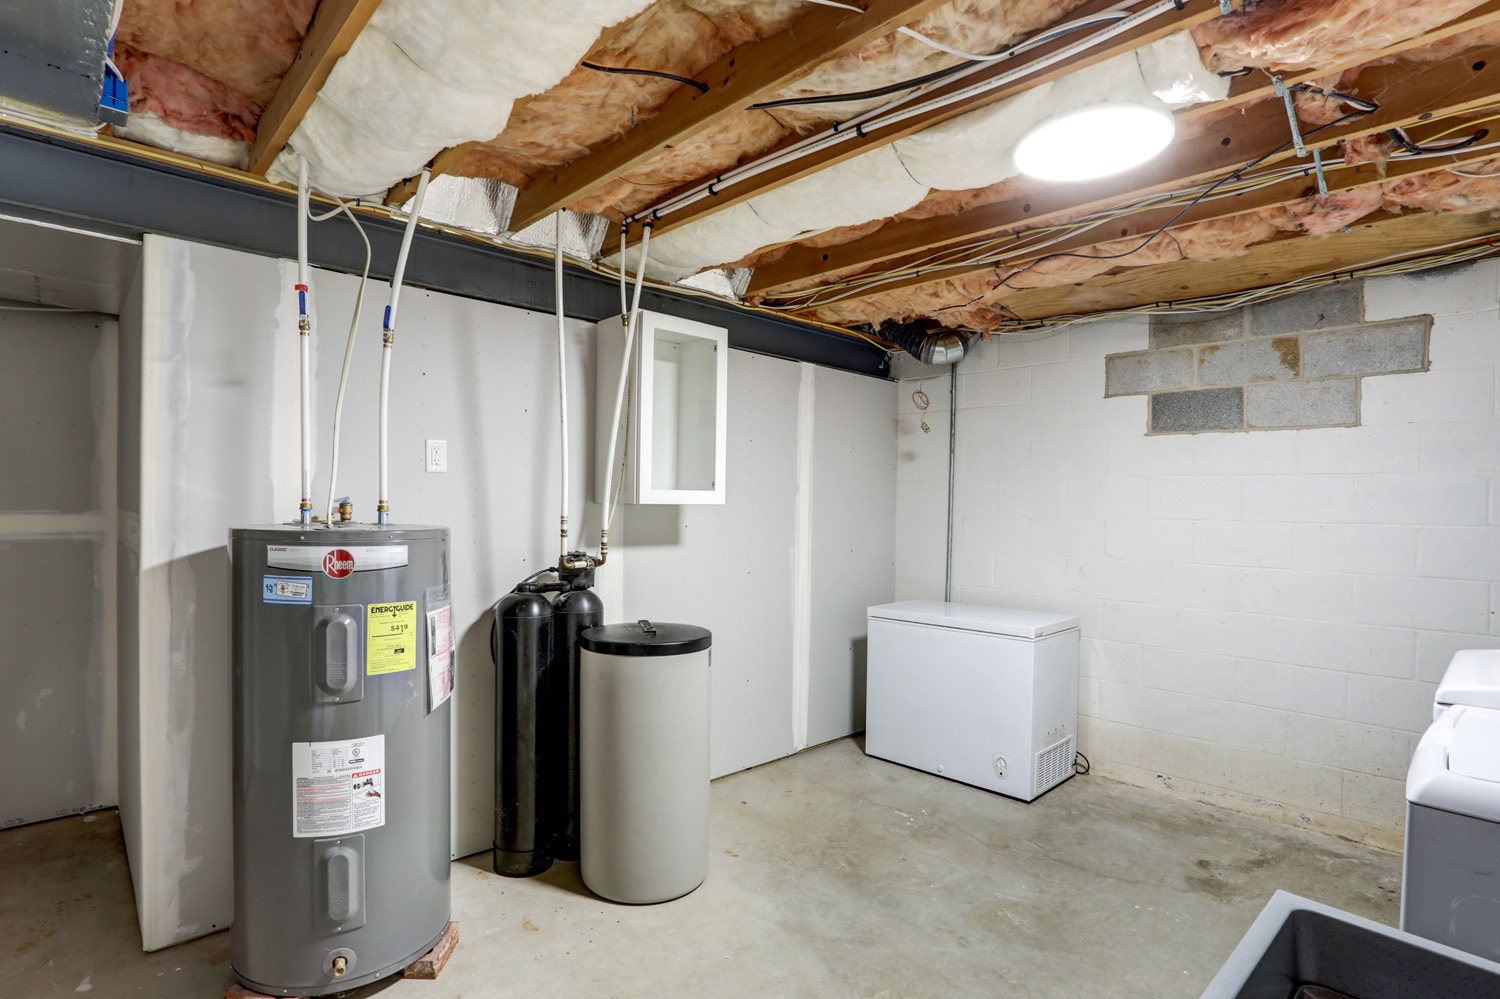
left=425, top=439, right=447, bottom=473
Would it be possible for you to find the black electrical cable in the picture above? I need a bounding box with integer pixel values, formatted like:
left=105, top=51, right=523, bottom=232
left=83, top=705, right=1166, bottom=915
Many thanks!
left=748, top=62, right=975, bottom=111
left=1290, top=84, right=1379, bottom=114
left=581, top=61, right=708, bottom=93
left=995, top=98, right=1382, bottom=291
left=1075, top=752, right=1090, bottom=775
left=1385, top=125, right=1491, bottom=154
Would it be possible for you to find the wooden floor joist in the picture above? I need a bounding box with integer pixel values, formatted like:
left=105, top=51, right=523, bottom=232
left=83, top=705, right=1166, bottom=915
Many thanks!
left=247, top=0, right=384, bottom=176
left=505, top=0, right=953, bottom=231
left=600, top=0, right=1228, bottom=256
left=981, top=210, right=1500, bottom=322
left=754, top=50, right=1500, bottom=300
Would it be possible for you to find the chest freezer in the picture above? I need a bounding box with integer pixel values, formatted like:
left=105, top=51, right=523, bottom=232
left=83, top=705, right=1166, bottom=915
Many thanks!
left=865, top=600, right=1080, bottom=802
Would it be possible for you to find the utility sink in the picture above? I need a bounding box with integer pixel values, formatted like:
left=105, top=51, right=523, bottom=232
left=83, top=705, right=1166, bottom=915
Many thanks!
left=1200, top=891, right=1500, bottom=999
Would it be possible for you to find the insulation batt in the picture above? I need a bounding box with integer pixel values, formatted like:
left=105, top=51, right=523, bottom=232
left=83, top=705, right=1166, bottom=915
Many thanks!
left=795, top=154, right=1500, bottom=331
left=1191, top=0, right=1490, bottom=72
left=764, top=0, right=1094, bottom=129
left=614, top=33, right=1226, bottom=283
left=117, top=0, right=316, bottom=106
left=273, top=0, right=651, bottom=196
left=114, top=44, right=261, bottom=142
left=568, top=112, right=789, bottom=219
left=451, top=0, right=1091, bottom=213
left=118, top=110, right=251, bottom=169
left=446, top=1, right=804, bottom=197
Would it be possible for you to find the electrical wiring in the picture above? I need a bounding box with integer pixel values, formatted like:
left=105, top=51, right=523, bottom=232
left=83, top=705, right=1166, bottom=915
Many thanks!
left=1000, top=232, right=1500, bottom=332
left=767, top=97, right=1390, bottom=310
left=1446, top=165, right=1500, bottom=178
left=1386, top=126, right=1490, bottom=155
left=746, top=62, right=975, bottom=111
left=580, top=61, right=709, bottom=94
left=794, top=0, right=1134, bottom=62
left=320, top=196, right=374, bottom=525
left=630, top=0, right=1186, bottom=225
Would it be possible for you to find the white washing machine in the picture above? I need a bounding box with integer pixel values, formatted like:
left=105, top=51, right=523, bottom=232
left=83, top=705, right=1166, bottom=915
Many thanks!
left=864, top=600, right=1080, bottom=802
left=1403, top=648, right=1500, bottom=962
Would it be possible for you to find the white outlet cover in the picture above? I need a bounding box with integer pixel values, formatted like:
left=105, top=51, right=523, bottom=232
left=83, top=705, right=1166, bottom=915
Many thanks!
left=425, top=439, right=447, bottom=473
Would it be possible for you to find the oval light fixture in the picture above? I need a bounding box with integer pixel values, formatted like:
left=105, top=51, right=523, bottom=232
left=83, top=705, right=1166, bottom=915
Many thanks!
left=1014, top=102, right=1176, bottom=182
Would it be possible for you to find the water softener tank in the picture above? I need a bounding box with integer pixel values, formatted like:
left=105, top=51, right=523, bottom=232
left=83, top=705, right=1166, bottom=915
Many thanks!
left=230, top=525, right=451, bottom=996
left=580, top=621, right=712, bottom=904
left=491, top=590, right=553, bottom=877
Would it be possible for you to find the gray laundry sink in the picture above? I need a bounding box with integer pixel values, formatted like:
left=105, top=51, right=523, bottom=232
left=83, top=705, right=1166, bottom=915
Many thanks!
left=1200, top=891, right=1500, bottom=999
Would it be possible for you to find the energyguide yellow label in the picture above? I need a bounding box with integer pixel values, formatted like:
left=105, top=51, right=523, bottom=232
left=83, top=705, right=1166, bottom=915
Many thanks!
left=367, top=600, right=418, bottom=675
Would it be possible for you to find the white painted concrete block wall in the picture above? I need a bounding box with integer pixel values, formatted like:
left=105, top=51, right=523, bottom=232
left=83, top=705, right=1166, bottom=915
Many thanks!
left=894, top=261, right=1500, bottom=849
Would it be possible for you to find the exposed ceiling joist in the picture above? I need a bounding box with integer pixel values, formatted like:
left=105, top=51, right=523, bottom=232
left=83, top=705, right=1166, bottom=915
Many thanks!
left=821, top=136, right=1500, bottom=302
left=759, top=49, right=1500, bottom=301
left=600, top=0, right=1226, bottom=256
left=505, top=0, right=954, bottom=232
left=989, top=209, right=1500, bottom=322
left=247, top=0, right=384, bottom=176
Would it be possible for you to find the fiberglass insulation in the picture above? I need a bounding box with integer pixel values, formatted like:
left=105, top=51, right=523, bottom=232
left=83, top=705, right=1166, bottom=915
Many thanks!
left=612, top=33, right=1228, bottom=282
left=270, top=0, right=651, bottom=195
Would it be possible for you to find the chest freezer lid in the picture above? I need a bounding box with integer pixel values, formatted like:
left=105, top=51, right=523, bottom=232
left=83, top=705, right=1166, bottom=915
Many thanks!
left=1408, top=706, right=1500, bottom=823
left=1436, top=649, right=1500, bottom=711
left=866, top=600, right=1079, bottom=639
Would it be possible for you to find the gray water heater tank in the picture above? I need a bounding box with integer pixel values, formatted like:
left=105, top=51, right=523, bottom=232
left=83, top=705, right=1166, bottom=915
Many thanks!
left=229, top=525, right=452, bottom=996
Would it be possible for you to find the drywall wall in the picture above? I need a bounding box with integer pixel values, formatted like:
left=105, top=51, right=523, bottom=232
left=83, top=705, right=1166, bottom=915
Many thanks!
left=0, top=306, right=116, bottom=828
left=806, top=366, right=898, bottom=746
left=127, top=235, right=288, bottom=950
left=126, top=235, right=894, bottom=948
left=893, top=262, right=1500, bottom=851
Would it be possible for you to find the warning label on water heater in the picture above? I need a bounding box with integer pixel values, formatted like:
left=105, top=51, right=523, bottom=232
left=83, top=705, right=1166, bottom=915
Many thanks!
left=291, top=734, right=385, bottom=838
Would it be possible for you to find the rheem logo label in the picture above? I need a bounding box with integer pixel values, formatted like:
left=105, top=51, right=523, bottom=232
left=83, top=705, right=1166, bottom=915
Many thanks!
left=323, top=549, right=355, bottom=578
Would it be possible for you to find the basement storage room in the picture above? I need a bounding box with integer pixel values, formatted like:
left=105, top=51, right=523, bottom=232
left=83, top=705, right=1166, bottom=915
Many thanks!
left=6, top=0, right=1500, bottom=996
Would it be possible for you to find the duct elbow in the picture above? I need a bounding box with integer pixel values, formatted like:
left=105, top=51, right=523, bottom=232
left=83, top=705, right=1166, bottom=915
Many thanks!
left=877, top=321, right=972, bottom=365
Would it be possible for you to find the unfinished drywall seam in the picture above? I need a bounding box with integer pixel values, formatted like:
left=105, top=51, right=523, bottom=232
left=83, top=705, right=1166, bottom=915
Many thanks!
left=791, top=362, right=815, bottom=751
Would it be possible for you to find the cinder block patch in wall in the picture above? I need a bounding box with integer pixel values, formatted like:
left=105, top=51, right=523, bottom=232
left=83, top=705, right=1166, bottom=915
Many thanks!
left=1107, top=280, right=1430, bottom=435
left=1105, top=349, right=1194, bottom=396
left=1246, top=379, right=1358, bottom=429
left=1301, top=319, right=1429, bottom=379
left=1152, top=387, right=1245, bottom=433
left=1198, top=336, right=1300, bottom=386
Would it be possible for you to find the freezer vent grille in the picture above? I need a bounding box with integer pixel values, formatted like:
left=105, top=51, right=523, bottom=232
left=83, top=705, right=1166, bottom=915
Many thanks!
left=1036, top=735, right=1075, bottom=794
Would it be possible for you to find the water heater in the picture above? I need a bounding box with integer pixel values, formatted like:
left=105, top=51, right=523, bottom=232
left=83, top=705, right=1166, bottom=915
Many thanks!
left=230, top=524, right=452, bottom=996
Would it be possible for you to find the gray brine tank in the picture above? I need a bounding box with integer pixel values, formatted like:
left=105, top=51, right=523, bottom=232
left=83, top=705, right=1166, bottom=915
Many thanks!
left=230, top=525, right=452, bottom=996
left=579, top=621, right=711, bottom=904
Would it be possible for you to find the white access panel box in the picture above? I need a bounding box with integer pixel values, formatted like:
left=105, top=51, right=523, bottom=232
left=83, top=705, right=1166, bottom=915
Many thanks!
left=595, top=310, right=728, bottom=505
left=865, top=600, right=1080, bottom=802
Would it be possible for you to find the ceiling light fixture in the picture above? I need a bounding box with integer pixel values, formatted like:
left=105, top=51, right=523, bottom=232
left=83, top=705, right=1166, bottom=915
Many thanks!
left=1014, top=102, right=1176, bottom=182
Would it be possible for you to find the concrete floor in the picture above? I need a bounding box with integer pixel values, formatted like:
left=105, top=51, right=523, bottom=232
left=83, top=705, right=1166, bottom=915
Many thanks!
left=2, top=738, right=1401, bottom=999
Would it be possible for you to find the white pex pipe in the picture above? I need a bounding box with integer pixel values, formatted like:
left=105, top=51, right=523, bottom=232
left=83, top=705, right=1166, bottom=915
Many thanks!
left=555, top=212, right=570, bottom=562
left=600, top=223, right=652, bottom=558
left=296, top=158, right=313, bottom=527
left=378, top=167, right=431, bottom=526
